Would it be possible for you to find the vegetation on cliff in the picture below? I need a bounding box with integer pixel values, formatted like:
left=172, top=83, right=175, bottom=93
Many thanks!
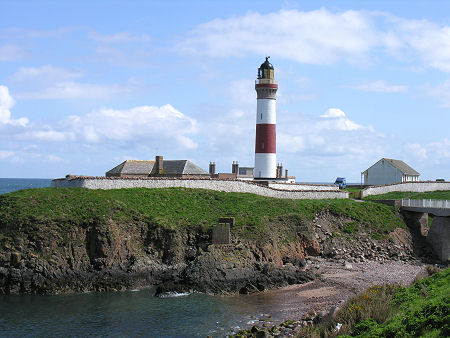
left=0, top=187, right=412, bottom=294
left=0, top=187, right=405, bottom=243
left=317, top=267, right=449, bottom=337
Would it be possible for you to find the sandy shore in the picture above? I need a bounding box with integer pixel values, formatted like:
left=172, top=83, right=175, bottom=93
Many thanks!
left=228, top=259, right=426, bottom=329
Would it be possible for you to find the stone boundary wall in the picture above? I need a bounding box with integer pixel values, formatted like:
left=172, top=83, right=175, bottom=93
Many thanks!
left=51, top=177, right=348, bottom=199
left=268, top=182, right=339, bottom=191
left=361, top=181, right=450, bottom=198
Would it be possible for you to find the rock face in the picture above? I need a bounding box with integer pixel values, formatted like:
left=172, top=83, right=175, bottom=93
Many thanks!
left=0, top=208, right=430, bottom=295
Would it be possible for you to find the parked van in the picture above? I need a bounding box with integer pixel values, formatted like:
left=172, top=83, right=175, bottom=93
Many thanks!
left=334, top=177, right=347, bottom=189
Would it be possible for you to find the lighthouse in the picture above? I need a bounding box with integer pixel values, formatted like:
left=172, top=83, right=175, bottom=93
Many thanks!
left=254, top=57, right=278, bottom=179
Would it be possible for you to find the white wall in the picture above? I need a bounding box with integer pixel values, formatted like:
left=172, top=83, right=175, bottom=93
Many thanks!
left=361, top=181, right=450, bottom=198
left=268, top=182, right=339, bottom=191
left=52, top=177, right=349, bottom=200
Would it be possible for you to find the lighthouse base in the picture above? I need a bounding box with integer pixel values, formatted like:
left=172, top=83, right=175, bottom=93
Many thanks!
left=254, top=153, right=276, bottom=179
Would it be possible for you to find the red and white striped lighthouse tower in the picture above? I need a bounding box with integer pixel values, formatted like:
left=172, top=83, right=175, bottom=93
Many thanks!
left=254, top=57, right=278, bottom=179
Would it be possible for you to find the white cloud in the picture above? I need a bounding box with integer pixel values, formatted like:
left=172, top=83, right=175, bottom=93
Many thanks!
left=179, top=8, right=380, bottom=65
left=0, top=85, right=28, bottom=126
left=428, top=79, right=450, bottom=107
left=88, top=31, right=150, bottom=44
left=393, top=17, right=450, bottom=73
left=405, top=139, right=450, bottom=160
left=9, top=66, right=131, bottom=100
left=0, top=44, right=25, bottom=61
left=179, top=8, right=450, bottom=72
left=319, top=108, right=362, bottom=131
left=350, top=80, right=408, bottom=93
left=0, top=150, right=14, bottom=159
left=0, top=85, right=198, bottom=152
left=16, top=81, right=130, bottom=100
left=10, top=65, right=82, bottom=83
left=67, top=104, right=198, bottom=149
left=320, top=108, right=346, bottom=118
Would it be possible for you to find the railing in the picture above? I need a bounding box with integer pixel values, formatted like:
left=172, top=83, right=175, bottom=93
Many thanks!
left=255, top=79, right=278, bottom=84
left=401, top=199, right=450, bottom=209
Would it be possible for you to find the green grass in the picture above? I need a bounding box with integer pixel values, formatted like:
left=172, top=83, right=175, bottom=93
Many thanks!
left=344, top=188, right=361, bottom=199
left=364, top=190, right=450, bottom=201
left=0, top=187, right=405, bottom=242
left=296, top=267, right=450, bottom=337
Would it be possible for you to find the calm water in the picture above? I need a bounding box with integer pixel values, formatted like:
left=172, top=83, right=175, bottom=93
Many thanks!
left=0, top=288, right=284, bottom=337
left=0, top=178, right=292, bottom=337
left=0, top=178, right=52, bottom=195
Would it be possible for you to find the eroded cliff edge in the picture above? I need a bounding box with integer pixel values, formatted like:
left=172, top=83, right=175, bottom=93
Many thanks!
left=0, top=187, right=431, bottom=294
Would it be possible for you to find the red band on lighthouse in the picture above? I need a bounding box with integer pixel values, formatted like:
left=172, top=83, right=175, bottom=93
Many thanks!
left=255, top=124, right=276, bottom=153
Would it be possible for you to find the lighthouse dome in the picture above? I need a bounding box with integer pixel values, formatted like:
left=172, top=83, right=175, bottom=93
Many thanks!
left=259, top=56, right=273, bottom=70
left=258, top=56, right=274, bottom=80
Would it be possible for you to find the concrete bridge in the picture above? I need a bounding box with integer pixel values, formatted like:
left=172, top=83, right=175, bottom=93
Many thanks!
left=399, top=199, right=450, bottom=263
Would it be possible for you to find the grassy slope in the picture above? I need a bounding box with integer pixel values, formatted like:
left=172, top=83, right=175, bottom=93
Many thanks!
left=0, top=187, right=405, bottom=242
left=350, top=268, right=450, bottom=337
left=294, top=268, right=450, bottom=337
left=364, top=190, right=450, bottom=201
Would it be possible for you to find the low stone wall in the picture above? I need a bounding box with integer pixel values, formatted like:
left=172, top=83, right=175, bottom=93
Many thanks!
left=268, top=182, right=339, bottom=191
left=51, top=177, right=348, bottom=199
left=361, top=181, right=450, bottom=198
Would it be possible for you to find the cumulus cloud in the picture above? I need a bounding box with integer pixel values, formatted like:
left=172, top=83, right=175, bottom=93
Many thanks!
left=405, top=139, right=450, bottom=160
left=179, top=8, right=450, bottom=72
left=279, top=108, right=371, bottom=154
left=393, top=17, right=450, bottom=73
left=319, top=108, right=362, bottom=131
left=0, top=85, right=198, bottom=153
left=179, top=8, right=380, bottom=65
left=0, top=85, right=28, bottom=126
left=65, top=104, right=198, bottom=149
left=350, top=80, right=408, bottom=93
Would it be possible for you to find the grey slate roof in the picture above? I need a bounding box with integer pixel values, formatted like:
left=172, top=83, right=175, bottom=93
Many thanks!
left=160, top=160, right=208, bottom=175
left=106, top=160, right=155, bottom=176
left=106, top=159, right=208, bottom=176
left=363, top=158, right=420, bottom=176
left=384, top=158, right=420, bottom=175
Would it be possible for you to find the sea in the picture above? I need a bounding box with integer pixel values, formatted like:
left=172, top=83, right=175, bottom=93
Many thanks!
left=0, top=178, right=290, bottom=337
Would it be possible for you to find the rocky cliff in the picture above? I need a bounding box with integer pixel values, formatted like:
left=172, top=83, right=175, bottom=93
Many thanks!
left=0, top=187, right=430, bottom=295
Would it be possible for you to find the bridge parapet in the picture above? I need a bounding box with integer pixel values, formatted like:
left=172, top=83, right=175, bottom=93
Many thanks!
left=400, top=199, right=450, bottom=217
left=401, top=199, right=450, bottom=209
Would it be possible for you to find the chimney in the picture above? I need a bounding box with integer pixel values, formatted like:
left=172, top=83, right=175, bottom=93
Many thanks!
left=232, top=161, right=239, bottom=174
left=276, top=163, right=283, bottom=178
left=209, top=162, right=216, bottom=175
left=155, top=155, right=163, bottom=175
left=285, top=169, right=288, bottom=179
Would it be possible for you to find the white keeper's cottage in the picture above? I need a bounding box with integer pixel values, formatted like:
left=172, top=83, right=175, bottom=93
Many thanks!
left=362, top=158, right=420, bottom=186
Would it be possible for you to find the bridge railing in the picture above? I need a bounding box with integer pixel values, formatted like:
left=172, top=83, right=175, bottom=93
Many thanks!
left=401, top=199, right=450, bottom=209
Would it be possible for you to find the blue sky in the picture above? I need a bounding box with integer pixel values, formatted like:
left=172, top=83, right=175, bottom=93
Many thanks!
left=1, top=0, right=449, bottom=182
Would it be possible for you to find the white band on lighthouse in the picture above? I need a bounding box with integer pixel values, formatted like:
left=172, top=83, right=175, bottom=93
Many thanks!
left=256, top=99, right=276, bottom=124
left=255, top=153, right=276, bottom=178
